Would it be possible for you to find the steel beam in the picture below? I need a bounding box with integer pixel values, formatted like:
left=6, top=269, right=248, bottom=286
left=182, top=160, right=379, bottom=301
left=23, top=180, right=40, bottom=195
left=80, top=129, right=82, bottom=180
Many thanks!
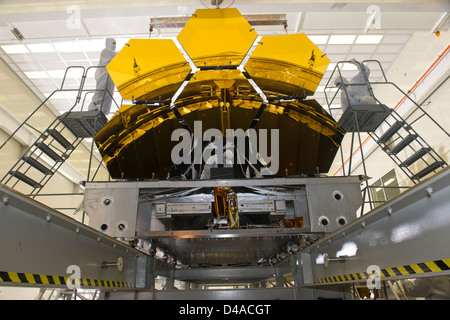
left=104, top=286, right=350, bottom=300
left=173, top=265, right=291, bottom=283
left=84, top=175, right=362, bottom=189
left=0, top=183, right=150, bottom=290
left=300, top=167, right=450, bottom=286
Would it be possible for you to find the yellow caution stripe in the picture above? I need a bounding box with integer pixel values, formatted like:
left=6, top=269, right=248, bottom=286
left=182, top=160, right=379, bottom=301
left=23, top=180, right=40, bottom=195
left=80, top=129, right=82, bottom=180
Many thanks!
left=315, top=258, right=450, bottom=284
left=0, top=271, right=134, bottom=288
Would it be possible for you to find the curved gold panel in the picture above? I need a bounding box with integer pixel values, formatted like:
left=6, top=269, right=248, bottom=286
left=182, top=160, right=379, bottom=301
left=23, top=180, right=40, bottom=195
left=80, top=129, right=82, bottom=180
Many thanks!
left=95, top=95, right=344, bottom=179
left=97, top=8, right=344, bottom=180
left=106, top=39, right=191, bottom=100
left=177, top=8, right=258, bottom=67
left=246, top=34, right=330, bottom=96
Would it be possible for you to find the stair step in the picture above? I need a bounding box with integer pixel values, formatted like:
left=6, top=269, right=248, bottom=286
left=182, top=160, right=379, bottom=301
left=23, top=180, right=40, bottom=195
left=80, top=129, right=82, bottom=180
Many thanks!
left=35, top=143, right=64, bottom=162
left=22, top=156, right=53, bottom=175
left=377, top=121, right=404, bottom=144
left=412, top=161, right=446, bottom=181
left=400, top=148, right=431, bottom=167
left=9, top=171, right=43, bottom=189
left=387, top=134, right=417, bottom=155
left=47, top=129, right=74, bottom=150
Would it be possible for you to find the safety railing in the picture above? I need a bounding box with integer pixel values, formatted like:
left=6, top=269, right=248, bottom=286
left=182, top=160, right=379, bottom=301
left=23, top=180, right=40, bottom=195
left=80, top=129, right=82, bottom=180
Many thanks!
left=359, top=184, right=411, bottom=216
left=323, top=59, right=448, bottom=213
left=0, top=65, right=122, bottom=219
left=324, top=59, right=450, bottom=140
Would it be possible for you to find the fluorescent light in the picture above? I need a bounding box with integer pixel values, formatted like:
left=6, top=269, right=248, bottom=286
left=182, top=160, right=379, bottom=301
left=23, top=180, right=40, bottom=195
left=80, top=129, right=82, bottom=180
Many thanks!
left=2, top=44, right=29, bottom=54
left=47, top=70, right=66, bottom=78
left=355, top=35, right=383, bottom=44
left=27, top=43, right=55, bottom=53
left=24, top=71, right=49, bottom=79
left=328, top=35, right=356, bottom=44
left=53, top=41, right=83, bottom=52
left=307, top=35, right=329, bottom=45
left=78, top=39, right=105, bottom=52
left=384, top=177, right=395, bottom=185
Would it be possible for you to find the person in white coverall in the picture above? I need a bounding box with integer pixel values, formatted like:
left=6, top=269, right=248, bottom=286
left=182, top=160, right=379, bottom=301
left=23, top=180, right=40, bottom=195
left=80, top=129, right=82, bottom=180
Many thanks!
left=334, top=59, right=377, bottom=112
left=88, top=38, right=117, bottom=116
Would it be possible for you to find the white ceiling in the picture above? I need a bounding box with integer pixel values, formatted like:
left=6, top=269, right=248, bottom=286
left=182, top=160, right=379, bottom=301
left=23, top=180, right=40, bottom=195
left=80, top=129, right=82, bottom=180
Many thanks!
left=0, top=1, right=449, bottom=119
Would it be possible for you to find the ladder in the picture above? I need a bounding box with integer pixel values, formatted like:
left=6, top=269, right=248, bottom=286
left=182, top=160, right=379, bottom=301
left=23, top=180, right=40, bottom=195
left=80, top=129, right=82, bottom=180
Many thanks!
left=325, top=59, right=448, bottom=184
left=0, top=66, right=112, bottom=197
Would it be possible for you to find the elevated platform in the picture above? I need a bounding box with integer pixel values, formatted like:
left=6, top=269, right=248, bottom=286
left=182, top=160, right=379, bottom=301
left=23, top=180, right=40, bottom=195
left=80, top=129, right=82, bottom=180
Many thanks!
left=338, top=104, right=391, bottom=132
left=60, top=110, right=107, bottom=138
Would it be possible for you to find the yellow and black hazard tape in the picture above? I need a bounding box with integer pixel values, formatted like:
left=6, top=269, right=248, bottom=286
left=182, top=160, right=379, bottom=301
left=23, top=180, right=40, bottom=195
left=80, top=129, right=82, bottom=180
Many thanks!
left=0, top=271, right=135, bottom=288
left=315, top=258, right=450, bottom=284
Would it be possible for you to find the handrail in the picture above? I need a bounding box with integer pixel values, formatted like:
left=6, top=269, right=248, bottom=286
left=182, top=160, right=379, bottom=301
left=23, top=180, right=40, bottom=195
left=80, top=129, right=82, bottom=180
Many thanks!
left=325, top=59, right=448, bottom=178
left=0, top=65, right=121, bottom=187
left=0, top=65, right=122, bottom=152
left=0, top=66, right=84, bottom=151
left=359, top=184, right=411, bottom=215
left=326, top=59, right=450, bottom=138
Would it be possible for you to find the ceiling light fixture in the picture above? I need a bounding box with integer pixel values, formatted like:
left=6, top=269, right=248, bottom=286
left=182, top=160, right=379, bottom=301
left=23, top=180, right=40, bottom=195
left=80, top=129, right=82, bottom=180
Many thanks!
left=328, top=35, right=356, bottom=45
left=52, top=41, right=83, bottom=53
left=307, top=35, right=329, bottom=45
left=355, top=35, right=383, bottom=44
left=1, top=44, right=29, bottom=54
left=26, top=43, right=55, bottom=53
left=24, top=71, right=49, bottom=79
left=47, top=70, right=67, bottom=78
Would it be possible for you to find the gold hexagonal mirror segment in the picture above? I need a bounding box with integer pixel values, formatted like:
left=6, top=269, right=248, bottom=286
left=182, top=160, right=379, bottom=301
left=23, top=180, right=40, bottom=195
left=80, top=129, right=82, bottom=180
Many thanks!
left=177, top=8, right=258, bottom=67
left=245, top=33, right=330, bottom=97
left=106, top=38, right=191, bottom=101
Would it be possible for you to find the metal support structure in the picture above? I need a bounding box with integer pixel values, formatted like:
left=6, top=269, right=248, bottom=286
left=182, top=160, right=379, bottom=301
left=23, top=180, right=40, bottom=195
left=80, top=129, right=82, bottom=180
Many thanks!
left=301, top=166, right=450, bottom=287
left=0, top=65, right=119, bottom=200
left=326, top=59, right=448, bottom=186
left=0, top=183, right=150, bottom=290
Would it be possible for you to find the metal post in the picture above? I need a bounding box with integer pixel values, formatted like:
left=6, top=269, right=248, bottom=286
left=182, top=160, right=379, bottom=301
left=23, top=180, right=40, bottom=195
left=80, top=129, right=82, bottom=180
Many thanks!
left=353, top=111, right=373, bottom=210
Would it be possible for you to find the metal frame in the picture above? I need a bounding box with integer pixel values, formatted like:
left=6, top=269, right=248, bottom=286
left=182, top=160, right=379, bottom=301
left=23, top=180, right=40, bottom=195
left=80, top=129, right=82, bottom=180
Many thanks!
left=324, top=60, right=448, bottom=216
left=298, top=166, right=450, bottom=287
left=84, top=175, right=361, bottom=189
left=0, top=183, right=150, bottom=290
left=0, top=65, right=121, bottom=199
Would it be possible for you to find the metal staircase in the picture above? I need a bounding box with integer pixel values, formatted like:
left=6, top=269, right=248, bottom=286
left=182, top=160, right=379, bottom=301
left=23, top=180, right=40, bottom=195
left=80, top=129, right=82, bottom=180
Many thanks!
left=371, top=109, right=446, bottom=183
left=325, top=59, right=448, bottom=185
left=0, top=66, right=114, bottom=197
